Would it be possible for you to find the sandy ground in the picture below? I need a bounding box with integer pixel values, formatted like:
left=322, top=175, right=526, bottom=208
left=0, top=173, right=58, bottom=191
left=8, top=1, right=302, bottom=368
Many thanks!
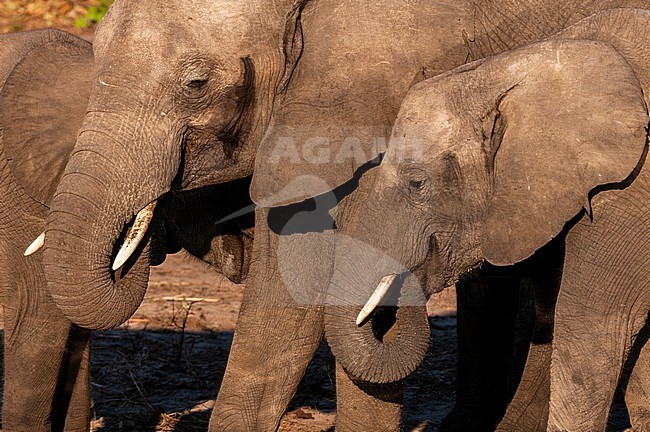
left=88, top=252, right=459, bottom=432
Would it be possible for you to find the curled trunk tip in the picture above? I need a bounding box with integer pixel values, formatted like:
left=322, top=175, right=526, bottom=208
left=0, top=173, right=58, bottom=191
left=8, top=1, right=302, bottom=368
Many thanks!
left=325, top=302, right=430, bottom=384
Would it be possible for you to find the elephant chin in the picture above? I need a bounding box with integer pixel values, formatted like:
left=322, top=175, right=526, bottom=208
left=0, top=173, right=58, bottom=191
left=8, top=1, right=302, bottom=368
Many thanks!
left=324, top=284, right=430, bottom=384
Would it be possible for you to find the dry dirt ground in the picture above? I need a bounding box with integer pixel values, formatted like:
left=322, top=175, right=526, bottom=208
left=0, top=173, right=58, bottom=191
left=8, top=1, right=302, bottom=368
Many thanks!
left=0, top=3, right=635, bottom=431
left=86, top=253, right=459, bottom=432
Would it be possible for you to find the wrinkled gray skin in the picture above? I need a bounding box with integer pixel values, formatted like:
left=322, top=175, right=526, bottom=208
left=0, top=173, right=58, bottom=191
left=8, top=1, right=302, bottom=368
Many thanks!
left=330, top=38, right=650, bottom=432
left=0, top=28, right=94, bottom=432
left=497, top=9, right=650, bottom=431
left=0, top=29, right=253, bottom=431
left=42, top=1, right=650, bottom=431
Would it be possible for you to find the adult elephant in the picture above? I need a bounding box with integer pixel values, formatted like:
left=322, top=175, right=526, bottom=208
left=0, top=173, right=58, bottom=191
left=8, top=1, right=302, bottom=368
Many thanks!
left=224, top=2, right=650, bottom=432
left=326, top=37, right=650, bottom=432
left=0, top=28, right=253, bottom=431
left=42, top=1, right=650, bottom=432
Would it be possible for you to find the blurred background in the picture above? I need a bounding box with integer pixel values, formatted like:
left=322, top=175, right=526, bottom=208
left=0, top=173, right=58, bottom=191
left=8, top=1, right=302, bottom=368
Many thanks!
left=0, top=0, right=112, bottom=34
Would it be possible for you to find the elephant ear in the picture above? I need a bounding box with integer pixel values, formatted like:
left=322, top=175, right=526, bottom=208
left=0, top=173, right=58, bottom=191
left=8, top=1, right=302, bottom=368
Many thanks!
left=277, top=0, right=309, bottom=92
left=0, top=34, right=93, bottom=206
left=480, top=40, right=648, bottom=266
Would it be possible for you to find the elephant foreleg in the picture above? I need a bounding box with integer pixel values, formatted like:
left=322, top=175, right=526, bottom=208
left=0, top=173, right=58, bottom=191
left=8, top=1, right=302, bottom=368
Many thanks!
left=212, top=301, right=324, bottom=430
left=210, top=208, right=326, bottom=431
left=624, top=318, right=650, bottom=432
left=213, top=203, right=405, bottom=431
left=548, top=209, right=650, bottom=432
left=62, top=326, right=91, bottom=432
left=3, top=264, right=89, bottom=432
left=335, top=363, right=403, bottom=432
left=497, top=252, right=563, bottom=432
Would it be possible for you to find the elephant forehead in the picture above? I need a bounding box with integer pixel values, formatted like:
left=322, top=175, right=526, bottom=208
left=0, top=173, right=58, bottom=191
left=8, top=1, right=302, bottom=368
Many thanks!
left=95, top=0, right=260, bottom=67
left=386, top=108, right=459, bottom=165
left=249, top=0, right=472, bottom=207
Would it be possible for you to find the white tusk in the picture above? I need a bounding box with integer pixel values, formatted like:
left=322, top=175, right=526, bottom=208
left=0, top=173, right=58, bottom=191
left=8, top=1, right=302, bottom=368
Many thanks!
left=112, top=201, right=157, bottom=271
left=24, top=232, right=45, bottom=256
left=356, top=274, right=398, bottom=326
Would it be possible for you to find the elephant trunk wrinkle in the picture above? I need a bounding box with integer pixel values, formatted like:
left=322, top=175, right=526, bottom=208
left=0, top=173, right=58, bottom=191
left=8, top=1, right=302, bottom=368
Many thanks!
left=325, top=256, right=429, bottom=383
left=43, top=118, right=172, bottom=329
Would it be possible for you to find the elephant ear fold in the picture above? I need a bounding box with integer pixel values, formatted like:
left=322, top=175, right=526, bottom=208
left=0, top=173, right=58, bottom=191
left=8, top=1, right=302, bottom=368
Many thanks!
left=480, top=40, right=648, bottom=266
left=278, top=0, right=308, bottom=92
left=0, top=35, right=93, bottom=206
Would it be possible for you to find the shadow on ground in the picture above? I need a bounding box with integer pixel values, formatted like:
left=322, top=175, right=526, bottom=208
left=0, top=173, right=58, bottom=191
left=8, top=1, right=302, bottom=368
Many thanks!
left=86, top=315, right=460, bottom=432
left=0, top=313, right=636, bottom=432
left=88, top=326, right=337, bottom=432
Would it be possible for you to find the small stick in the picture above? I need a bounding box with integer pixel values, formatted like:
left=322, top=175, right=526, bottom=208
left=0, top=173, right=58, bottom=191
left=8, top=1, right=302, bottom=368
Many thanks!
left=155, top=296, right=222, bottom=303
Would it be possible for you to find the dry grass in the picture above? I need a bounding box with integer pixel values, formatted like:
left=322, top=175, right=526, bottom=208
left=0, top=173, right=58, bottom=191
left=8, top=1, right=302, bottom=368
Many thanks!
left=0, top=0, right=103, bottom=34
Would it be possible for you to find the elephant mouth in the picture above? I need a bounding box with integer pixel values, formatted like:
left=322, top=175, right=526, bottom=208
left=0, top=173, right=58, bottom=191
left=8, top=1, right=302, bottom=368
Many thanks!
left=368, top=306, right=400, bottom=344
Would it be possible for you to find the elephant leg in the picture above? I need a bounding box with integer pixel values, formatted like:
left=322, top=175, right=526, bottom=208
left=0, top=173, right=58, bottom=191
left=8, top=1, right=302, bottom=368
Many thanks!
left=497, top=255, right=563, bottom=432
left=440, top=274, right=522, bottom=432
left=211, top=208, right=327, bottom=431
left=548, top=217, right=650, bottom=431
left=335, top=362, right=403, bottom=432
left=213, top=201, right=404, bottom=431
left=3, top=267, right=89, bottom=432
left=626, top=328, right=650, bottom=432
left=548, top=291, right=647, bottom=431
left=62, top=327, right=91, bottom=432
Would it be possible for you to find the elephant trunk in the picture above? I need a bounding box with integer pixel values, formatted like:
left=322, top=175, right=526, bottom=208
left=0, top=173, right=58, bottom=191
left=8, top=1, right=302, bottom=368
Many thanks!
left=44, top=108, right=180, bottom=330
left=324, top=235, right=430, bottom=384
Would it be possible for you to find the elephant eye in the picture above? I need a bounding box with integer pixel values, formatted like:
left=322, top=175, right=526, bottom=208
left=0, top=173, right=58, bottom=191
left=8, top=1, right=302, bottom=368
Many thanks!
left=409, top=179, right=426, bottom=191
left=186, top=78, right=209, bottom=90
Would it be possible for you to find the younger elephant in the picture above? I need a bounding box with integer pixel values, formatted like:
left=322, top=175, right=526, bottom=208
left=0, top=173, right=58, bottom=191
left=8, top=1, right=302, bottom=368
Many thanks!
left=327, top=38, right=650, bottom=432
left=0, top=28, right=94, bottom=431
left=0, top=29, right=254, bottom=431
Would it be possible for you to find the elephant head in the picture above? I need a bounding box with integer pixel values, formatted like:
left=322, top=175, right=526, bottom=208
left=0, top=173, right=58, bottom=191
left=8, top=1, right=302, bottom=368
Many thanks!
left=325, top=39, right=650, bottom=384
left=43, top=0, right=307, bottom=329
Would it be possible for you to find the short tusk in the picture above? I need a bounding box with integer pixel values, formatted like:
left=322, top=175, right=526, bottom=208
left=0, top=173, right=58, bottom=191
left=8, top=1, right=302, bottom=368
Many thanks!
left=112, top=201, right=157, bottom=271
left=24, top=232, right=45, bottom=256
left=356, top=274, right=398, bottom=326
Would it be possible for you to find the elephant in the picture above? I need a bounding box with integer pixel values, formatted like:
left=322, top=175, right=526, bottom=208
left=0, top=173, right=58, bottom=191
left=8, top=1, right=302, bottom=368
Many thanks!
left=40, top=1, right=650, bottom=431
left=0, top=28, right=95, bottom=431
left=0, top=28, right=254, bottom=430
left=326, top=37, right=650, bottom=432
left=495, top=8, right=650, bottom=431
